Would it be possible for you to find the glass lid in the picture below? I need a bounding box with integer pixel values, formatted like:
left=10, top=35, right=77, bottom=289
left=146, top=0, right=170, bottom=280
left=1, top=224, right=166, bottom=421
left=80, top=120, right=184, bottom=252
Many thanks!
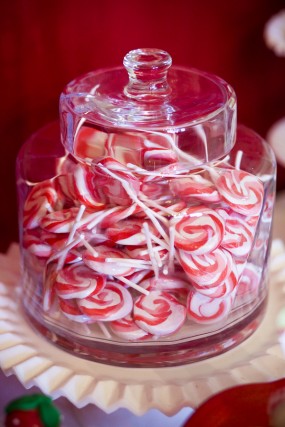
left=60, top=48, right=236, bottom=130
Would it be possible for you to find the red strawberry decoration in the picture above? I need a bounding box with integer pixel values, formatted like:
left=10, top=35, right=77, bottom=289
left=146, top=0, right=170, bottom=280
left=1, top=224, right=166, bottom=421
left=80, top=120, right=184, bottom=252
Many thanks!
left=5, top=394, right=61, bottom=427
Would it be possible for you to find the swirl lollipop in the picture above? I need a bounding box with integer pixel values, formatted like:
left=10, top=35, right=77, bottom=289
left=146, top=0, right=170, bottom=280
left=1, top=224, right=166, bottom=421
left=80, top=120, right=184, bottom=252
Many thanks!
left=170, top=175, right=220, bottom=203
left=178, top=247, right=233, bottom=288
left=106, top=218, right=160, bottom=246
left=40, top=207, right=87, bottom=233
left=193, top=269, right=238, bottom=298
left=215, top=168, right=264, bottom=216
left=59, top=297, right=91, bottom=323
left=23, top=228, right=54, bottom=258
left=72, top=163, right=105, bottom=209
left=54, top=262, right=106, bottom=299
left=82, top=244, right=137, bottom=277
left=23, top=180, right=58, bottom=229
left=187, top=290, right=234, bottom=324
left=217, top=208, right=255, bottom=257
left=109, top=313, right=151, bottom=340
left=93, top=157, right=140, bottom=206
left=78, top=281, right=133, bottom=321
left=170, top=206, right=225, bottom=254
left=133, top=290, right=186, bottom=336
left=106, top=131, right=144, bottom=166
left=74, top=125, right=107, bottom=161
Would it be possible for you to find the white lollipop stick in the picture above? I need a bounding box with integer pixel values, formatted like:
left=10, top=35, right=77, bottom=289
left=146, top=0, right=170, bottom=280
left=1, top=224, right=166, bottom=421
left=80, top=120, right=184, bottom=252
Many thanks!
left=167, top=225, right=176, bottom=274
left=57, top=205, right=86, bottom=270
left=105, top=258, right=152, bottom=267
left=143, top=222, right=159, bottom=278
left=235, top=150, right=243, bottom=170
left=116, top=276, right=150, bottom=296
left=47, top=234, right=83, bottom=263
left=79, top=236, right=98, bottom=257
left=98, top=163, right=170, bottom=242
left=98, top=322, right=112, bottom=339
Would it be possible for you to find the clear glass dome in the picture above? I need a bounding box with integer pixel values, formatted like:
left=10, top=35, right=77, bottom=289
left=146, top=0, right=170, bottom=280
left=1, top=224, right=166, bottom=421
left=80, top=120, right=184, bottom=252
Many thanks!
left=60, top=48, right=237, bottom=167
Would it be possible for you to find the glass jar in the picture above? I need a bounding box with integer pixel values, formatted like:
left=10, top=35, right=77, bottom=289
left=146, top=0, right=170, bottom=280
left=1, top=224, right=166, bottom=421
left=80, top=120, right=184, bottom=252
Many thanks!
left=16, top=49, right=276, bottom=367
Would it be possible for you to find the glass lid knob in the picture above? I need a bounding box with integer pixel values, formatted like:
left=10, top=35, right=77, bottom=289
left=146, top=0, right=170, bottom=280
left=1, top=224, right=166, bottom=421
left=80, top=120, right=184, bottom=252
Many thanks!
left=123, top=48, right=172, bottom=101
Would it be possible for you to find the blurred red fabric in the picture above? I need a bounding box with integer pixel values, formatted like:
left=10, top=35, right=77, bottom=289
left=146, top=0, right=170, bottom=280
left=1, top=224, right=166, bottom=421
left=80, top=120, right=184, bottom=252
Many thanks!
left=1, top=0, right=285, bottom=251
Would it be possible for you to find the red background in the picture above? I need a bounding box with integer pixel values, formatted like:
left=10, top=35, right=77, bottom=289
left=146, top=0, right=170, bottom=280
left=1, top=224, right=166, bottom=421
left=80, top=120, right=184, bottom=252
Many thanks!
left=1, top=0, right=285, bottom=252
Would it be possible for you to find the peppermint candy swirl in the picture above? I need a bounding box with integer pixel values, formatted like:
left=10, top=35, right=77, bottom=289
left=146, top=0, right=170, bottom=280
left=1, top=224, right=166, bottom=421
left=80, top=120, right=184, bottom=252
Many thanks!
left=83, top=245, right=136, bottom=277
left=109, top=314, right=150, bottom=340
left=143, top=132, right=177, bottom=169
left=100, top=204, right=141, bottom=229
left=193, top=269, right=238, bottom=298
left=59, top=298, right=91, bottom=323
left=74, top=125, right=107, bottom=162
left=23, top=228, right=81, bottom=263
left=23, top=180, right=58, bottom=229
left=106, top=218, right=159, bottom=246
left=40, top=207, right=86, bottom=233
left=170, top=175, right=220, bottom=203
left=178, top=247, right=233, bottom=288
left=73, top=163, right=105, bottom=209
left=54, top=173, right=77, bottom=206
left=236, top=263, right=261, bottom=296
left=140, top=182, right=169, bottom=200
left=78, top=281, right=133, bottom=321
left=125, top=245, right=168, bottom=263
left=217, top=208, right=254, bottom=257
left=106, top=132, right=143, bottom=167
left=93, top=157, right=140, bottom=206
left=187, top=290, right=234, bottom=324
left=23, top=228, right=54, bottom=258
left=171, top=206, right=225, bottom=254
left=54, top=262, right=106, bottom=299
left=140, top=275, right=189, bottom=293
left=133, top=290, right=186, bottom=336
left=143, top=148, right=177, bottom=169
left=215, top=169, right=264, bottom=215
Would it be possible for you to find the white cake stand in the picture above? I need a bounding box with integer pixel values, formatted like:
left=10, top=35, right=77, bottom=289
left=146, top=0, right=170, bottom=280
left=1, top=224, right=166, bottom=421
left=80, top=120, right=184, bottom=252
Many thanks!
left=1, top=240, right=285, bottom=416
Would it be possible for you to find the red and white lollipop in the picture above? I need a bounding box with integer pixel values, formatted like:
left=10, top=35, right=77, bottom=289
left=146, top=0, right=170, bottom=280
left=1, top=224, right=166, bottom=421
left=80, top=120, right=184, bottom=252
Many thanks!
left=59, top=298, right=91, bottom=323
left=215, top=168, right=264, bottom=216
left=105, top=218, right=160, bottom=246
left=40, top=207, right=88, bottom=233
left=140, top=182, right=169, bottom=200
left=140, top=275, right=189, bottom=293
left=74, top=125, right=107, bottom=161
left=23, top=228, right=54, bottom=258
left=78, top=281, right=133, bottom=321
left=193, top=269, right=238, bottom=298
left=23, top=180, right=58, bottom=229
left=170, top=175, right=220, bottom=203
left=72, top=163, right=105, bottom=209
left=93, top=157, right=140, bottom=206
left=178, top=247, right=233, bottom=288
left=236, top=263, right=261, bottom=296
left=170, top=206, right=225, bottom=254
left=54, top=262, right=106, bottom=299
left=82, top=244, right=136, bottom=277
left=187, top=290, right=234, bottom=324
left=143, top=148, right=177, bottom=169
left=54, top=173, right=77, bottom=207
left=125, top=244, right=168, bottom=263
left=109, top=313, right=151, bottom=340
left=106, top=132, right=143, bottom=166
left=133, top=290, right=186, bottom=336
left=143, top=133, right=177, bottom=170
left=217, top=208, right=255, bottom=258
left=99, top=204, right=141, bottom=229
